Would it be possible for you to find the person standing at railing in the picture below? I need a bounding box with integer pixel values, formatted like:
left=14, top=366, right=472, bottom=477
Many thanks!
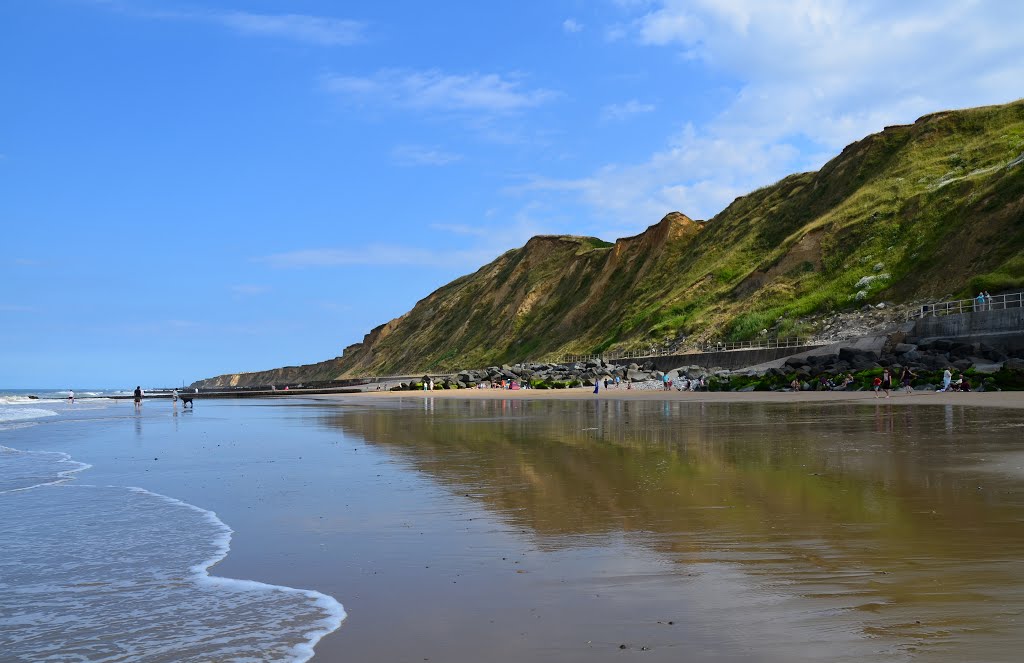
left=975, top=292, right=986, bottom=312
left=984, top=291, right=993, bottom=310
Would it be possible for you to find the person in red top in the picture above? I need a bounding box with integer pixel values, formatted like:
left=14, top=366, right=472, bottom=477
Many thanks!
left=872, top=376, right=883, bottom=398
left=880, top=369, right=892, bottom=398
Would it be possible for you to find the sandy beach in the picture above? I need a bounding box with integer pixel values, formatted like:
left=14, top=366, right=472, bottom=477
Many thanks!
left=6, top=393, right=1024, bottom=661
left=321, top=385, right=1024, bottom=409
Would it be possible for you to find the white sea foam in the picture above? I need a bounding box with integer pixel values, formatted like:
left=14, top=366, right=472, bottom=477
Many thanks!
left=0, top=447, right=347, bottom=661
left=0, top=406, right=59, bottom=424
left=0, top=446, right=90, bottom=493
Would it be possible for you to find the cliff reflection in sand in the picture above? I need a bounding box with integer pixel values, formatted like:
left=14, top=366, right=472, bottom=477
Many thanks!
left=320, top=398, right=1024, bottom=654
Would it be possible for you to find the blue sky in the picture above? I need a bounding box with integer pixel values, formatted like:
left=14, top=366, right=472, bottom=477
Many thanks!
left=3, top=0, right=1022, bottom=388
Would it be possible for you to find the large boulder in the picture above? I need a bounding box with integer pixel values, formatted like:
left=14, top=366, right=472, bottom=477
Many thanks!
left=894, top=343, right=918, bottom=354
left=838, top=347, right=863, bottom=362
left=949, top=343, right=974, bottom=358
left=626, top=369, right=648, bottom=382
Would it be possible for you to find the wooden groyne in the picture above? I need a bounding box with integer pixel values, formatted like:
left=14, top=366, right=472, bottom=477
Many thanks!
left=108, top=386, right=362, bottom=400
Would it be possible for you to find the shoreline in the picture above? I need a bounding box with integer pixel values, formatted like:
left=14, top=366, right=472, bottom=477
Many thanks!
left=312, top=387, right=1024, bottom=409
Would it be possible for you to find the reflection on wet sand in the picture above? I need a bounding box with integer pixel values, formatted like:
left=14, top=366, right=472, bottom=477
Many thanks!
left=323, top=398, right=1024, bottom=660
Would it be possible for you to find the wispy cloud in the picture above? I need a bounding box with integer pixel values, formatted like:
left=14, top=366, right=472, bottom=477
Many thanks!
left=513, top=123, right=799, bottom=225
left=391, top=145, right=463, bottom=166
left=563, top=18, right=584, bottom=33
left=321, top=69, right=558, bottom=113
left=259, top=206, right=561, bottom=271
left=601, top=99, right=656, bottom=121
left=87, top=2, right=367, bottom=46
left=214, top=12, right=366, bottom=45
left=257, top=245, right=487, bottom=269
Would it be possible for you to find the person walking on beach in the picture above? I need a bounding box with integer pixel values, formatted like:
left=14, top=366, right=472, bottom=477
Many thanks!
left=133, top=386, right=143, bottom=411
left=172, top=389, right=179, bottom=408
left=900, top=366, right=916, bottom=393
left=593, top=380, right=599, bottom=394
left=880, top=369, right=892, bottom=398
left=872, top=376, right=883, bottom=398
left=67, top=389, right=74, bottom=405
left=939, top=368, right=952, bottom=392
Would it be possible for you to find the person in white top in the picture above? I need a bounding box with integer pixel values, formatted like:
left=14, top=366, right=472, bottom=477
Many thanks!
left=939, top=368, right=952, bottom=392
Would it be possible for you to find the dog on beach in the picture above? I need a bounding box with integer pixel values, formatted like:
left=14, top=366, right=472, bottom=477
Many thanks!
left=180, top=397, right=194, bottom=408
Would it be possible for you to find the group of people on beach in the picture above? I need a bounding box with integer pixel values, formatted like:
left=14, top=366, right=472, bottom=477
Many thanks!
left=935, top=367, right=972, bottom=393
left=476, top=379, right=530, bottom=390
left=128, top=386, right=191, bottom=410
left=792, top=374, right=858, bottom=392
left=870, top=366, right=971, bottom=397
left=658, top=375, right=706, bottom=391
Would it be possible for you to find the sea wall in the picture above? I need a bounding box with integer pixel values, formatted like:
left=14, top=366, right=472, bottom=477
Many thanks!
left=914, top=309, right=1024, bottom=351
left=607, top=346, right=819, bottom=372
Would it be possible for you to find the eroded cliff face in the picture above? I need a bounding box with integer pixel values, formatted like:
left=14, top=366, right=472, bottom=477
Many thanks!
left=193, top=357, right=347, bottom=389
left=194, top=99, right=1024, bottom=387
left=334, top=213, right=703, bottom=376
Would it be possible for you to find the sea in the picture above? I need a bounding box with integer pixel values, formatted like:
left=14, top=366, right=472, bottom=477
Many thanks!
left=0, top=389, right=346, bottom=662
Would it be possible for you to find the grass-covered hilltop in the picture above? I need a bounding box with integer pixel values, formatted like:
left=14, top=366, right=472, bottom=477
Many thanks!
left=198, top=100, right=1024, bottom=386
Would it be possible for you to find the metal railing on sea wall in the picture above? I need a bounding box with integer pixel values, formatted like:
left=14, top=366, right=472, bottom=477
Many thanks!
left=912, top=291, right=1024, bottom=319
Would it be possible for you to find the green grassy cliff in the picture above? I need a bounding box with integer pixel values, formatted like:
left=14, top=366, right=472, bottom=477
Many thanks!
left=195, top=100, right=1024, bottom=386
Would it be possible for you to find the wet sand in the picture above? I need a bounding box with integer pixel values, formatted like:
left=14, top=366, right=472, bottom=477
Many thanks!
left=306, top=392, right=1024, bottom=661
left=324, top=386, right=1024, bottom=409
left=7, top=395, right=1024, bottom=661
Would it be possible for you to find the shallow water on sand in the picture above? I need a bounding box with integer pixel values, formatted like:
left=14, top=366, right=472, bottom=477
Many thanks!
left=4, top=396, right=1024, bottom=661
left=313, top=397, right=1024, bottom=662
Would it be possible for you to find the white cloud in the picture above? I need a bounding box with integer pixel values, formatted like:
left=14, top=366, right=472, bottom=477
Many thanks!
left=215, top=12, right=366, bottom=45
left=631, top=0, right=1024, bottom=150
left=258, top=245, right=486, bottom=269
left=517, top=125, right=798, bottom=224
left=563, top=18, right=584, bottom=33
left=527, top=0, right=1024, bottom=227
left=87, top=3, right=366, bottom=46
left=391, top=145, right=463, bottom=166
left=321, top=69, right=558, bottom=113
left=601, top=99, right=656, bottom=121
left=260, top=206, right=562, bottom=271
